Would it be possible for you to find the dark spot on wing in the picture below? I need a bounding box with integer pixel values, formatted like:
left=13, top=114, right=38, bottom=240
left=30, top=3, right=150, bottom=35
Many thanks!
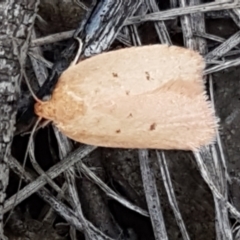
left=112, top=72, right=118, bottom=77
left=116, top=129, right=121, bottom=133
left=149, top=123, right=156, bottom=131
left=145, top=71, right=150, bottom=80
left=127, top=113, right=133, bottom=118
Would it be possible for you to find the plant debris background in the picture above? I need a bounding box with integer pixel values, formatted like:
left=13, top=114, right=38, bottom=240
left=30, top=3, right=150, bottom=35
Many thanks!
left=4, top=0, right=240, bottom=239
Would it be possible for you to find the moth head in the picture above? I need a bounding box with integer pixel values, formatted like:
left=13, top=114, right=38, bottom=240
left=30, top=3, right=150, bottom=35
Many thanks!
left=34, top=100, right=56, bottom=122
left=34, top=90, right=85, bottom=126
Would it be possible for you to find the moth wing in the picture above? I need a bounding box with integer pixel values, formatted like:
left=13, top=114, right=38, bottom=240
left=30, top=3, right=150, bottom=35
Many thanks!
left=36, top=44, right=216, bottom=150
left=57, top=80, right=216, bottom=151
left=59, top=44, right=205, bottom=100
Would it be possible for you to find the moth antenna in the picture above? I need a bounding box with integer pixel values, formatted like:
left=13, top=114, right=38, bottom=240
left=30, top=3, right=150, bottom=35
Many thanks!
left=22, top=70, right=45, bottom=104
left=28, top=130, right=67, bottom=201
left=4, top=117, right=42, bottom=226
left=70, top=37, right=83, bottom=66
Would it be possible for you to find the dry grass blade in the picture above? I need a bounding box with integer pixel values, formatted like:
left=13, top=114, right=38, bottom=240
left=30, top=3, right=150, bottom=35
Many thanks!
left=206, top=30, right=240, bottom=59
left=41, top=182, right=69, bottom=225
left=40, top=190, right=115, bottom=240
left=8, top=155, right=113, bottom=240
left=53, top=128, right=118, bottom=239
left=193, top=150, right=240, bottom=221
left=190, top=0, right=207, bottom=54
left=7, top=156, right=84, bottom=233
left=145, top=0, right=171, bottom=44
left=28, top=139, right=67, bottom=200
left=31, top=29, right=133, bottom=48
left=193, top=31, right=226, bottom=44
left=29, top=29, right=48, bottom=86
left=187, top=1, right=232, bottom=237
left=176, top=1, right=233, bottom=239
left=78, top=160, right=149, bottom=217
left=54, top=127, right=125, bottom=239
left=205, top=57, right=240, bottom=74
left=64, top=168, right=116, bottom=239
left=228, top=8, right=240, bottom=28
left=179, top=0, right=195, bottom=49
left=28, top=50, right=53, bottom=69
left=197, top=145, right=232, bottom=239
left=138, top=150, right=168, bottom=240
left=208, top=76, right=232, bottom=240
left=126, top=1, right=240, bottom=25
left=156, top=151, right=190, bottom=240
left=4, top=145, right=96, bottom=214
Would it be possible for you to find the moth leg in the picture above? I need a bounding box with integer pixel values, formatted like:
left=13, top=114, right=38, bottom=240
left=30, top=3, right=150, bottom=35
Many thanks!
left=39, top=119, right=52, bottom=129
left=20, top=119, right=51, bottom=136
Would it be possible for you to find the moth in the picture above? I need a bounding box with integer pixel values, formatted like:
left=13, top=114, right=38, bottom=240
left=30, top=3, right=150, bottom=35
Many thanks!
left=34, top=44, right=217, bottom=151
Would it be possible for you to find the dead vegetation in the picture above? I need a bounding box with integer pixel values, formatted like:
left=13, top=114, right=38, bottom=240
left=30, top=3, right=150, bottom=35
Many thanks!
left=1, top=0, right=240, bottom=239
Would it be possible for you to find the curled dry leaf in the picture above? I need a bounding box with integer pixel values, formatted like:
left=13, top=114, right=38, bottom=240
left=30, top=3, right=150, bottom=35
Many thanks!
left=35, top=45, right=217, bottom=151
